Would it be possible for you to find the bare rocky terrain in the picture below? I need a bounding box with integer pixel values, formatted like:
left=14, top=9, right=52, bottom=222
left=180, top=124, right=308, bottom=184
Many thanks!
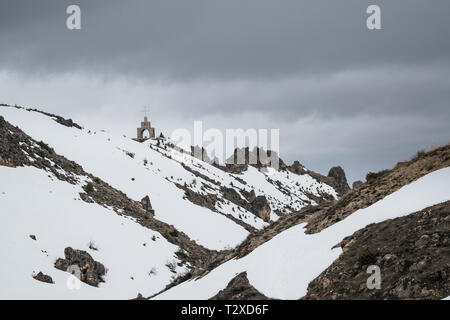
left=211, top=272, right=270, bottom=300
left=304, top=201, right=450, bottom=300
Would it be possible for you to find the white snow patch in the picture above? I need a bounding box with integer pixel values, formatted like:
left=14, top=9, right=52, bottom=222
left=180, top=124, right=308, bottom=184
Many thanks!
left=0, top=166, right=186, bottom=299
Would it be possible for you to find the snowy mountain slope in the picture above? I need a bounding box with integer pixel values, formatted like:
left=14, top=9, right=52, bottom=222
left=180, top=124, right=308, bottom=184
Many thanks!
left=0, top=165, right=189, bottom=299
left=153, top=167, right=450, bottom=299
left=1, top=104, right=448, bottom=300
left=157, top=144, right=337, bottom=216
left=1, top=113, right=234, bottom=299
left=0, top=105, right=338, bottom=250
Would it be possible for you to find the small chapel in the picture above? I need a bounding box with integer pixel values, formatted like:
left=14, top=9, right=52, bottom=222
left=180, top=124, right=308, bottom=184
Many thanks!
left=135, top=115, right=155, bottom=142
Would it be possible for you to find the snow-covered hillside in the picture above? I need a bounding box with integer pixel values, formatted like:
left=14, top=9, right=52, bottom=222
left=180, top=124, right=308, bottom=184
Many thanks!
left=0, top=165, right=190, bottom=299
left=0, top=105, right=337, bottom=250
left=0, top=104, right=342, bottom=299
left=153, top=167, right=450, bottom=300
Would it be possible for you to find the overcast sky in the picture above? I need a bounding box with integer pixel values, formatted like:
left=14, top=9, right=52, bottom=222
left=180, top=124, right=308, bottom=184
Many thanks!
left=1, top=0, right=449, bottom=183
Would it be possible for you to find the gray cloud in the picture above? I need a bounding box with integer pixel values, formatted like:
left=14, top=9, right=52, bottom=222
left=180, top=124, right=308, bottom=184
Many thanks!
left=0, top=0, right=449, bottom=183
left=1, top=0, right=450, bottom=79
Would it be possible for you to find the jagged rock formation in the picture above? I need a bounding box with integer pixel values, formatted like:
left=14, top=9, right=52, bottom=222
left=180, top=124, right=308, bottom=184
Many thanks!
left=327, top=166, right=350, bottom=195
left=286, top=161, right=350, bottom=197
left=221, top=187, right=271, bottom=222
left=55, top=247, right=106, bottom=287
left=304, top=201, right=450, bottom=300
left=224, top=147, right=287, bottom=173
left=210, top=272, right=270, bottom=300
left=287, top=160, right=306, bottom=175
left=250, top=196, right=271, bottom=222
left=141, top=195, right=155, bottom=216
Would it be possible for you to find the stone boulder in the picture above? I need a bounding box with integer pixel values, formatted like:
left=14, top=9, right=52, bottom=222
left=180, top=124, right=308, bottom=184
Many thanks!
left=141, top=195, right=155, bottom=216
left=33, top=272, right=54, bottom=284
left=250, top=196, right=271, bottom=222
left=221, top=187, right=247, bottom=207
left=225, top=147, right=286, bottom=172
left=241, top=189, right=256, bottom=203
left=327, top=166, right=350, bottom=195
left=287, top=160, right=306, bottom=175
left=54, top=247, right=106, bottom=287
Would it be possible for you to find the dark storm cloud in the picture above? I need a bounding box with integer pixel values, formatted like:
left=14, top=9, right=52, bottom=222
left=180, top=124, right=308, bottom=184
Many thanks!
left=0, top=0, right=449, bottom=182
left=1, top=0, right=450, bottom=80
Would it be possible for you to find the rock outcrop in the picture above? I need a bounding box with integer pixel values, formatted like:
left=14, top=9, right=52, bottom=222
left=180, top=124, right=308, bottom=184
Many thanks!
left=221, top=187, right=271, bottom=222
left=225, top=147, right=287, bottom=173
left=54, top=247, right=106, bottom=287
left=33, top=272, right=54, bottom=284
left=211, top=272, right=270, bottom=300
left=304, top=201, right=450, bottom=300
left=250, top=196, right=271, bottom=222
left=352, top=180, right=363, bottom=189
left=327, top=166, right=350, bottom=195
left=141, top=195, right=155, bottom=216
left=287, top=160, right=306, bottom=175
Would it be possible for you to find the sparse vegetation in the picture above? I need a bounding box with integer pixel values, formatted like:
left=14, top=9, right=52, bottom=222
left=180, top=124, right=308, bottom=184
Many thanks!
left=125, top=151, right=135, bottom=158
left=366, top=169, right=390, bottom=182
left=411, top=149, right=426, bottom=161
left=148, top=267, right=157, bottom=276
left=165, top=260, right=177, bottom=273
left=88, top=240, right=98, bottom=251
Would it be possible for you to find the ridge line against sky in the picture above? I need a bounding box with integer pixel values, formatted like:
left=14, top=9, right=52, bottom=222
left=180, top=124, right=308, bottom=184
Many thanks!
left=1, top=0, right=449, bottom=182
